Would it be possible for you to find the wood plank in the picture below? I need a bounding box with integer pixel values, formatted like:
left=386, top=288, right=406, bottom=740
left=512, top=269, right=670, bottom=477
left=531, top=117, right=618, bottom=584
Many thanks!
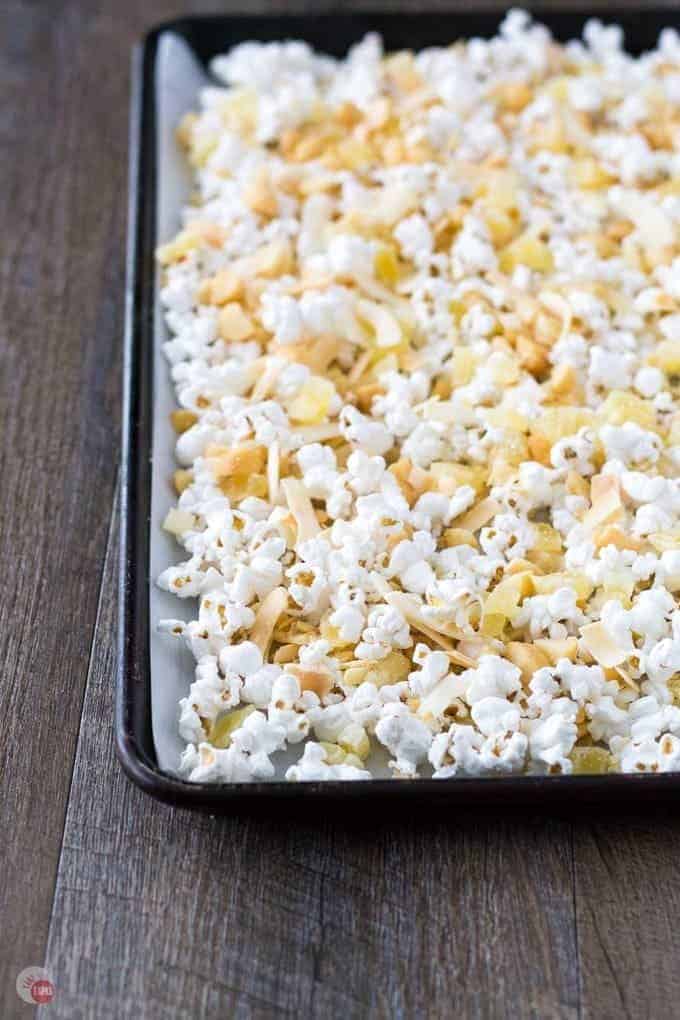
left=574, top=821, right=680, bottom=1020
left=0, top=3, right=127, bottom=1012
left=6, top=1, right=679, bottom=1017
left=40, top=495, right=578, bottom=1018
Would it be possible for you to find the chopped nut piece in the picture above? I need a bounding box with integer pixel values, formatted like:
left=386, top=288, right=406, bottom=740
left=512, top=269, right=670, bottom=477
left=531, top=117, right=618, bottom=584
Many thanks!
left=199, top=268, right=244, bottom=305
left=218, top=303, right=255, bottom=342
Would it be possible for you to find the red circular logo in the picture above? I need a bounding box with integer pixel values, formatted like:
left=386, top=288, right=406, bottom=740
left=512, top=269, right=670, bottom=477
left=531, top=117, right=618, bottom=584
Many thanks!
left=30, top=979, right=55, bottom=1004
left=16, top=967, right=56, bottom=1005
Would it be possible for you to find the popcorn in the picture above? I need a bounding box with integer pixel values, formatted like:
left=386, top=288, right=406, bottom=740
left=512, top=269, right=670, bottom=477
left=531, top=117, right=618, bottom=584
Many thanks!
left=286, top=742, right=372, bottom=781
left=375, top=702, right=433, bottom=777
left=355, top=604, right=412, bottom=660
left=158, top=17, right=680, bottom=784
left=429, top=725, right=528, bottom=777
left=528, top=702, right=578, bottom=773
left=600, top=424, right=662, bottom=466
left=340, top=406, right=393, bottom=456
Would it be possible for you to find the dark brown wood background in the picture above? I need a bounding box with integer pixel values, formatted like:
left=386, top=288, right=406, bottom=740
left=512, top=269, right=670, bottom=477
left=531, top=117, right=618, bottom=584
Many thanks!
left=2, top=2, right=680, bottom=1017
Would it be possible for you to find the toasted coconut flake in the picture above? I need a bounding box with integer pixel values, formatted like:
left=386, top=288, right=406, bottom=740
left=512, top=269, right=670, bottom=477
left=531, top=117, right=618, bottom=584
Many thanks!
left=593, top=526, right=642, bottom=552
left=582, top=474, right=623, bottom=533
left=357, top=298, right=402, bottom=349
left=456, top=637, right=492, bottom=662
left=613, top=665, right=640, bottom=692
left=538, top=290, right=572, bottom=343
left=282, top=477, right=321, bottom=546
left=505, top=641, right=552, bottom=682
left=250, top=587, right=289, bottom=657
left=455, top=497, right=501, bottom=532
left=580, top=621, right=626, bottom=669
left=305, top=335, right=342, bottom=374
left=347, top=349, right=372, bottom=385
left=287, top=664, right=333, bottom=698
left=356, top=273, right=415, bottom=324
left=267, top=440, right=281, bottom=504
left=417, top=672, right=466, bottom=721
left=251, top=358, right=285, bottom=401
left=273, top=643, right=299, bottom=664
left=534, top=637, right=578, bottom=664
left=612, top=190, right=676, bottom=251
left=292, top=423, right=342, bottom=443
left=371, top=577, right=467, bottom=656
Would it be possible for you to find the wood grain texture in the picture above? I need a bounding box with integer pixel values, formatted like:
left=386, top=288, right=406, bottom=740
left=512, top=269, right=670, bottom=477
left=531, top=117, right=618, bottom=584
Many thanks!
left=0, top=1, right=678, bottom=1018
left=41, top=496, right=579, bottom=1020
left=573, top=822, right=680, bottom=1020
left=0, top=3, right=125, bottom=1013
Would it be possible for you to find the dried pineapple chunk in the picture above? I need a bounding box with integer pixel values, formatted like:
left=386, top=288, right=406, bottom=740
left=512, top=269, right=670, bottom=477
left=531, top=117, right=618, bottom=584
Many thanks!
left=173, top=469, right=193, bottom=495
left=209, top=705, right=256, bottom=749
left=288, top=377, right=336, bottom=424
left=532, top=407, right=596, bottom=446
left=570, top=746, right=612, bottom=774
left=499, top=233, right=554, bottom=274
left=532, top=572, right=593, bottom=604
left=481, top=573, right=534, bottom=636
left=450, top=348, right=478, bottom=387
left=319, top=741, right=348, bottom=766
left=484, top=408, right=528, bottom=433
left=156, top=227, right=209, bottom=266
left=162, top=508, right=195, bottom=536
left=599, top=391, right=657, bottom=431
left=526, top=523, right=564, bottom=572
left=571, top=159, right=616, bottom=190
left=206, top=443, right=267, bottom=479
left=484, top=207, right=518, bottom=247
left=220, top=474, right=268, bottom=501
left=647, top=529, right=680, bottom=552
left=337, top=723, right=370, bottom=760
left=475, top=169, right=520, bottom=210
left=649, top=340, right=680, bottom=375
left=170, top=409, right=198, bottom=434
left=494, top=81, right=533, bottom=112
left=430, top=462, right=487, bottom=496
left=374, top=243, right=400, bottom=286
left=488, top=351, right=520, bottom=386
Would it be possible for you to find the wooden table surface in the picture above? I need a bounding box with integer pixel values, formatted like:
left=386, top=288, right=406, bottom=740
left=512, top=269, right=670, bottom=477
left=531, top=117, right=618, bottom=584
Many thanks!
left=3, top=1, right=680, bottom=1017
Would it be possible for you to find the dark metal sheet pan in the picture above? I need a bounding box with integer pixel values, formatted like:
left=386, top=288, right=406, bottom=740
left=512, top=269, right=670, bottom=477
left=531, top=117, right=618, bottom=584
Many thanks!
left=118, top=9, right=680, bottom=810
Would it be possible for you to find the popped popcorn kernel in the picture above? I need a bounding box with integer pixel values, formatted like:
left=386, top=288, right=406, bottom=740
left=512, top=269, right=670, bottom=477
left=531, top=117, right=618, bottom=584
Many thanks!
left=157, top=13, right=680, bottom=783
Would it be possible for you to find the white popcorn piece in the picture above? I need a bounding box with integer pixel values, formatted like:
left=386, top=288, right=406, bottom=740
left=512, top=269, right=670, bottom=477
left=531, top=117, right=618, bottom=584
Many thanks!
left=156, top=18, right=680, bottom=785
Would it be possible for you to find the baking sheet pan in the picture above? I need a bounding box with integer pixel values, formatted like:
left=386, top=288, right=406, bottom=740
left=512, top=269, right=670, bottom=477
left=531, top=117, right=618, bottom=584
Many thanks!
left=119, top=9, right=680, bottom=808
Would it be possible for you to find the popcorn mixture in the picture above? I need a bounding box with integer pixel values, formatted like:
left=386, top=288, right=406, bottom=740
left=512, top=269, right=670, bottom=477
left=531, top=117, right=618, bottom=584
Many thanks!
left=156, top=12, right=680, bottom=783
